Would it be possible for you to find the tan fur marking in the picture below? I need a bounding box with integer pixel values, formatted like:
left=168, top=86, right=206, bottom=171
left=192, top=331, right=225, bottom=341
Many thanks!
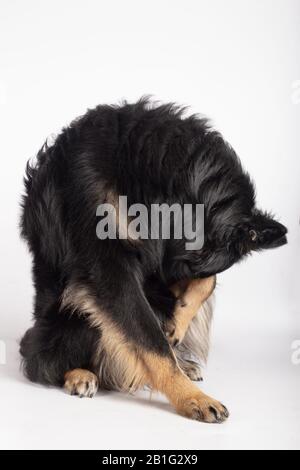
left=166, top=276, right=216, bottom=346
left=106, top=190, right=140, bottom=243
left=106, top=190, right=128, bottom=240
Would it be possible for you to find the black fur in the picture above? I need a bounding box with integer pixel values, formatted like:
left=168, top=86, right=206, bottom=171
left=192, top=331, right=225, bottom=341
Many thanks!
left=20, top=98, right=287, bottom=387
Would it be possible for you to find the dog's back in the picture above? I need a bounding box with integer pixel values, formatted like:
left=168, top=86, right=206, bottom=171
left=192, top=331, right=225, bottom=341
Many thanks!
left=21, top=98, right=258, bottom=279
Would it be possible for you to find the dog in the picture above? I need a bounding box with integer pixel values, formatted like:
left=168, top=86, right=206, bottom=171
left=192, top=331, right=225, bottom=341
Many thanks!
left=20, top=98, right=287, bottom=423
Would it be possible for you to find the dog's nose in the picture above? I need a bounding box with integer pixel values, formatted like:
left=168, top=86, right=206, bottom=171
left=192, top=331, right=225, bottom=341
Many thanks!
left=265, top=222, right=288, bottom=247
left=279, top=223, right=288, bottom=236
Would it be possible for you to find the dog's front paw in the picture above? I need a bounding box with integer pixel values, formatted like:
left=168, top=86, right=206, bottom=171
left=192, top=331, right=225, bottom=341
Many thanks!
left=177, top=393, right=229, bottom=423
left=164, top=317, right=188, bottom=347
left=64, top=369, right=98, bottom=398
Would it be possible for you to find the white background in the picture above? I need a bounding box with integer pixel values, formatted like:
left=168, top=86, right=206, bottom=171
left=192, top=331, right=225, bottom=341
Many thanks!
left=0, top=0, right=299, bottom=450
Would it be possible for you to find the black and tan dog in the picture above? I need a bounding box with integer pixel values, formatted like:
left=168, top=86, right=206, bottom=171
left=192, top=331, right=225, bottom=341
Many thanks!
left=20, top=99, right=287, bottom=423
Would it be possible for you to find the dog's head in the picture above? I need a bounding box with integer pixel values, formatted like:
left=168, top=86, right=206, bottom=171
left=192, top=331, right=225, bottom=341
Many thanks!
left=162, top=209, right=287, bottom=283
left=160, top=129, right=288, bottom=283
left=243, top=210, right=288, bottom=250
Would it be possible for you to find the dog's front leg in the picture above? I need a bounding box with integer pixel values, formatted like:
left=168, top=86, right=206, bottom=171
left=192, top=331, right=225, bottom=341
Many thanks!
left=164, top=276, right=216, bottom=346
left=71, top=262, right=228, bottom=423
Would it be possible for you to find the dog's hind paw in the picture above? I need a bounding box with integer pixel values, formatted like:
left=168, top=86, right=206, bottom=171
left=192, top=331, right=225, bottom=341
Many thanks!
left=182, top=363, right=203, bottom=382
left=64, top=369, right=98, bottom=398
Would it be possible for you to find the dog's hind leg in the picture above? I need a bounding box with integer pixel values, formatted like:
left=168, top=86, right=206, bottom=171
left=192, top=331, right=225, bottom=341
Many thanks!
left=20, top=302, right=100, bottom=392
left=175, top=296, right=214, bottom=381
left=165, top=276, right=216, bottom=347
left=61, top=264, right=228, bottom=423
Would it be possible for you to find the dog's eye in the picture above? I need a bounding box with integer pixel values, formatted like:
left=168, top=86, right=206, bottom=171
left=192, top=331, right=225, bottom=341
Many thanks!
left=249, top=229, right=258, bottom=241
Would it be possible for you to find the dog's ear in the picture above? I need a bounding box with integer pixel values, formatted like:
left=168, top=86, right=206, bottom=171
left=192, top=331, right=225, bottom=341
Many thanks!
left=247, top=211, right=287, bottom=250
